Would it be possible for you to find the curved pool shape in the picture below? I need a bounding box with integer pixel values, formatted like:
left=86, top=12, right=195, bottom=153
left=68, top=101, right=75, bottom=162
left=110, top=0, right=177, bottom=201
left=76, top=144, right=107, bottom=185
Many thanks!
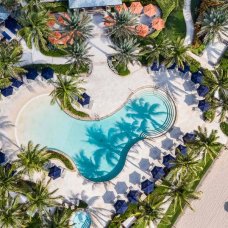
left=16, top=88, right=176, bottom=182
left=73, top=211, right=91, bottom=228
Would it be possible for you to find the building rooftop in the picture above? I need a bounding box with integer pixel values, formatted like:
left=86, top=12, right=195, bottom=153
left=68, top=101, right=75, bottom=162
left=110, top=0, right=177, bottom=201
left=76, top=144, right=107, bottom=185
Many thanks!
left=68, top=0, right=122, bottom=9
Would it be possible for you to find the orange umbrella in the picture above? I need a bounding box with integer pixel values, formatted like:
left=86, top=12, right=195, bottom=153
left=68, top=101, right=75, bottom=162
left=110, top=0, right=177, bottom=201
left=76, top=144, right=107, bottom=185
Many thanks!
left=48, top=31, right=62, bottom=45
left=152, top=18, right=165, bottom=30
left=136, top=24, right=149, bottom=37
left=114, top=3, right=128, bottom=12
left=144, top=4, right=157, bottom=17
left=47, top=19, right=56, bottom=27
left=129, top=2, right=143, bottom=14
left=104, top=15, right=115, bottom=26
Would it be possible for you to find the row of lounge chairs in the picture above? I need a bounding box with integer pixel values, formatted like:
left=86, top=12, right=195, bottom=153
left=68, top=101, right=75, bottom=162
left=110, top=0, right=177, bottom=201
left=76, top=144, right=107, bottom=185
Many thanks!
left=113, top=132, right=196, bottom=227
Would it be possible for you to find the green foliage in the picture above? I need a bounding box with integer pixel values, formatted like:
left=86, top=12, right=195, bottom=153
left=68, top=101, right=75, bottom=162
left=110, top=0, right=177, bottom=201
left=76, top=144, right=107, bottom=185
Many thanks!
left=41, top=1, right=68, bottom=12
left=220, top=121, right=228, bottom=136
left=47, top=151, right=75, bottom=171
left=218, top=50, right=228, bottom=70
left=203, top=109, right=216, bottom=122
left=186, top=56, right=201, bottom=72
left=190, top=43, right=206, bottom=56
left=65, top=100, right=90, bottom=118
left=40, top=46, right=68, bottom=57
left=115, top=63, right=130, bottom=76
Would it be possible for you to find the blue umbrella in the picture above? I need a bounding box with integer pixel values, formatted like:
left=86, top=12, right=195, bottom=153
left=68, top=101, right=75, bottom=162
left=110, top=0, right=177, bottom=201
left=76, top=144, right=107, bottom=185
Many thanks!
left=176, top=144, right=188, bottom=156
left=150, top=62, right=160, bottom=71
left=0, top=152, right=5, bottom=164
left=191, top=71, right=203, bottom=84
left=48, top=165, right=61, bottom=179
left=1, top=86, right=13, bottom=97
left=127, top=190, right=140, bottom=204
left=198, top=99, right=210, bottom=112
left=197, top=85, right=209, bottom=97
left=78, top=93, right=90, bottom=106
left=163, top=154, right=175, bottom=169
left=178, top=63, right=190, bottom=74
left=11, top=78, right=23, bottom=88
left=26, top=68, right=38, bottom=80
left=41, top=67, right=54, bottom=80
left=114, top=200, right=128, bottom=214
left=151, top=166, right=165, bottom=180
left=141, top=179, right=154, bottom=195
left=167, top=63, right=176, bottom=70
left=183, top=133, right=196, bottom=143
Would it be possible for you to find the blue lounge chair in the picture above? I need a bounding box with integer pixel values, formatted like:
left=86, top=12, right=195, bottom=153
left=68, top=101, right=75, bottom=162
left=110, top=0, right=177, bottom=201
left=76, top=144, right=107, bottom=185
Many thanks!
left=5, top=16, right=21, bottom=34
left=11, top=78, right=23, bottom=88
left=78, top=93, right=90, bottom=106
left=26, top=68, right=39, bottom=80
left=41, top=67, right=54, bottom=80
left=48, top=165, right=61, bottom=179
left=1, top=31, right=11, bottom=41
left=1, top=86, right=13, bottom=97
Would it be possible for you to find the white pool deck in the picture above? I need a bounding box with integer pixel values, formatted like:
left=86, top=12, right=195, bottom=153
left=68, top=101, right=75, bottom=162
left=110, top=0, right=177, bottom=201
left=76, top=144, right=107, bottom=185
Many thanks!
left=0, top=12, right=227, bottom=228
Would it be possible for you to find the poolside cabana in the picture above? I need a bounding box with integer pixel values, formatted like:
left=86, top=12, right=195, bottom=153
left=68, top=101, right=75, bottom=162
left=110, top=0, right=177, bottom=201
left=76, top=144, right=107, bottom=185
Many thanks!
left=127, top=190, right=140, bottom=204
left=1, top=86, right=13, bottom=97
left=197, top=85, right=209, bottom=97
left=129, top=2, right=143, bottom=14
left=0, top=152, right=6, bottom=165
left=163, top=154, right=175, bottom=169
left=114, top=3, right=127, bottom=12
left=26, top=68, right=39, bottom=80
left=41, top=67, right=54, bottom=80
left=48, top=165, right=61, bottom=180
left=143, top=4, right=157, bottom=17
left=183, top=133, right=196, bottom=143
left=114, top=200, right=128, bottom=214
left=141, top=179, right=154, bottom=195
left=11, top=78, right=23, bottom=88
left=78, top=93, right=90, bottom=107
left=176, top=144, right=188, bottom=156
left=198, top=99, right=210, bottom=112
left=68, top=0, right=122, bottom=9
left=191, top=71, right=203, bottom=84
left=152, top=17, right=165, bottom=30
left=151, top=166, right=165, bottom=180
left=136, top=24, right=149, bottom=37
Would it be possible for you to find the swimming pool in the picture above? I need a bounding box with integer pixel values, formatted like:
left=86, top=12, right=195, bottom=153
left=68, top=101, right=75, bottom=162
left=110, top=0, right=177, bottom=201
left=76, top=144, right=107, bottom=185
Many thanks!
left=16, top=88, right=176, bottom=182
left=73, top=211, right=91, bottom=228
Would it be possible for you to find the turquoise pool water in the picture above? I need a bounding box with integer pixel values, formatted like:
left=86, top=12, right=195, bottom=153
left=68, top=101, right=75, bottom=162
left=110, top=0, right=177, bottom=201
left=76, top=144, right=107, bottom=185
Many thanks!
left=73, top=211, right=91, bottom=228
left=16, top=89, right=176, bottom=182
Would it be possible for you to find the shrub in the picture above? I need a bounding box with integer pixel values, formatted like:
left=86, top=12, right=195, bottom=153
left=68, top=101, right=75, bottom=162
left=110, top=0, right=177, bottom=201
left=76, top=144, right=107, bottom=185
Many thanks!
left=40, top=46, right=68, bottom=57
left=218, top=50, right=228, bottom=70
left=186, top=56, right=201, bottom=72
left=115, top=63, right=130, bottom=76
left=203, top=109, right=216, bottom=122
left=220, top=122, right=228, bottom=136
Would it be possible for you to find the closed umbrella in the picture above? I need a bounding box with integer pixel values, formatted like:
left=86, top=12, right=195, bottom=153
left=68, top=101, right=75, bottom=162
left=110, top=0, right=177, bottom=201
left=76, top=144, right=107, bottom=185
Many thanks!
left=151, top=166, right=165, bottom=180
left=183, top=133, right=196, bottom=143
left=127, top=190, right=140, bottom=204
left=26, top=68, right=38, bottom=80
left=78, top=93, right=90, bottom=106
left=141, top=179, right=154, bottom=195
left=162, top=154, right=175, bottom=169
left=114, top=200, right=128, bottom=214
left=144, top=4, right=157, bottom=17
left=1, top=86, right=13, bottom=97
left=129, top=2, right=143, bottom=14
left=198, top=99, right=210, bottom=112
left=176, top=144, right=188, bottom=156
left=191, top=71, right=203, bottom=84
left=197, top=85, right=209, bottom=97
left=41, top=67, right=54, bottom=80
left=48, top=165, right=61, bottom=179
left=11, top=78, right=23, bottom=88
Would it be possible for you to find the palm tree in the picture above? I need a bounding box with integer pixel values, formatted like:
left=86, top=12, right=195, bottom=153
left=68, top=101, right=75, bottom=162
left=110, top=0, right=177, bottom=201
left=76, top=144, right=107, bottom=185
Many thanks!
left=18, top=10, right=52, bottom=50
left=132, top=197, right=166, bottom=227
left=141, top=36, right=172, bottom=66
left=45, top=207, right=74, bottom=228
left=50, top=75, right=85, bottom=109
left=160, top=178, right=201, bottom=211
left=197, top=8, right=228, bottom=44
left=104, top=10, right=138, bottom=40
left=0, top=164, right=21, bottom=197
left=0, top=0, right=20, bottom=11
left=164, top=37, right=189, bottom=69
left=66, top=40, right=92, bottom=72
left=60, top=9, right=93, bottom=42
left=24, top=0, right=43, bottom=11
left=26, top=178, right=61, bottom=218
left=0, top=195, right=28, bottom=228
left=109, top=38, right=140, bottom=70
left=170, top=148, right=202, bottom=180
left=191, top=127, right=223, bottom=161
left=0, top=41, right=26, bottom=89
left=17, top=141, right=50, bottom=176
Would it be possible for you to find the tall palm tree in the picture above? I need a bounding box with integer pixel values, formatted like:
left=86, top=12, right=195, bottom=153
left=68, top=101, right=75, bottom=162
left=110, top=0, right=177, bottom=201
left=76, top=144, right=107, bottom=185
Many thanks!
left=164, top=37, right=189, bottom=69
left=17, top=141, right=51, bottom=176
left=0, top=41, right=26, bottom=89
left=104, top=10, right=138, bottom=40
left=197, top=8, right=228, bottom=44
left=26, top=178, right=61, bottom=218
left=191, top=127, right=223, bottom=161
left=170, top=148, right=202, bottom=180
left=45, top=207, right=74, bottom=228
left=0, top=164, right=21, bottom=197
left=141, top=36, right=172, bottom=66
left=60, top=9, right=93, bottom=42
left=133, top=198, right=166, bottom=227
left=160, top=178, right=201, bottom=211
left=109, top=38, right=140, bottom=70
left=66, top=40, right=92, bottom=72
left=18, top=10, right=52, bottom=50
left=0, top=195, right=28, bottom=228
left=50, top=75, right=85, bottom=109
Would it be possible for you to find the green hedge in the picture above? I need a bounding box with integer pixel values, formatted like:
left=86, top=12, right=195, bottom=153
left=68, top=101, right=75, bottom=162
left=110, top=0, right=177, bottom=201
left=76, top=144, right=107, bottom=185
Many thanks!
left=47, top=150, right=75, bottom=171
left=40, top=46, right=68, bottom=57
